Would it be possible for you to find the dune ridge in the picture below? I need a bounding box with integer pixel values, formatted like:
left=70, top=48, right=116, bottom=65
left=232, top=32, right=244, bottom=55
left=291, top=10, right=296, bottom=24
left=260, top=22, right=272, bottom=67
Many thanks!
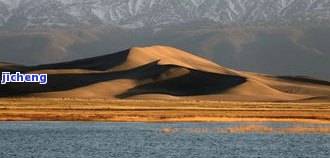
left=0, top=45, right=329, bottom=102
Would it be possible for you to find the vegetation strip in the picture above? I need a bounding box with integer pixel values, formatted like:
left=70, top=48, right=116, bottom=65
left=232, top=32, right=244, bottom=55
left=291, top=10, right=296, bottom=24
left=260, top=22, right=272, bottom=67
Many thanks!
left=0, top=98, right=329, bottom=123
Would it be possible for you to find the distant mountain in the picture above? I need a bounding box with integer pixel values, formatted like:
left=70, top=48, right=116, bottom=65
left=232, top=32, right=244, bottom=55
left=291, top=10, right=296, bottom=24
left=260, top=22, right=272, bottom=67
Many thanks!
left=0, top=0, right=330, bottom=31
left=0, top=0, right=330, bottom=80
left=1, top=46, right=329, bottom=102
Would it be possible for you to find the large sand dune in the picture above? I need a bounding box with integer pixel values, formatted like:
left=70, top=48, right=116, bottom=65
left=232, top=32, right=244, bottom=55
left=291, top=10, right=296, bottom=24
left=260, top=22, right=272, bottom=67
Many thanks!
left=0, top=46, right=329, bottom=102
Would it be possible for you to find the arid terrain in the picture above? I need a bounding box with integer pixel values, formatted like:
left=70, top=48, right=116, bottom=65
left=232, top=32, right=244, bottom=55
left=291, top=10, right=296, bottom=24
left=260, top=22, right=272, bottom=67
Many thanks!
left=1, top=46, right=329, bottom=102
left=0, top=98, right=329, bottom=124
left=0, top=46, right=329, bottom=123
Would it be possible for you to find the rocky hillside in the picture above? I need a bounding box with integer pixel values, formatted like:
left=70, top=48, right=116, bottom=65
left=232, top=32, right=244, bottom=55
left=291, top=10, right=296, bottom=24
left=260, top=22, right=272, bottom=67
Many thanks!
left=0, top=0, right=330, bottom=30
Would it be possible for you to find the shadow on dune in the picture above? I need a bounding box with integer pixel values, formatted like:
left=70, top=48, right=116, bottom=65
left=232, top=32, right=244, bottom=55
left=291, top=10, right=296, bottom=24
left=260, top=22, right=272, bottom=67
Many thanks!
left=0, top=61, right=246, bottom=98
left=0, top=64, right=28, bottom=73
left=116, top=70, right=246, bottom=98
left=28, top=49, right=131, bottom=71
left=0, top=61, right=159, bottom=97
left=277, top=76, right=330, bottom=86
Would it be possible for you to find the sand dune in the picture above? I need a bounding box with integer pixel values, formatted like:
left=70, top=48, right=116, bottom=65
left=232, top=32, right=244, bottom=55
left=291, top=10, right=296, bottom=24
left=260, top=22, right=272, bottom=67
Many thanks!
left=0, top=46, right=329, bottom=102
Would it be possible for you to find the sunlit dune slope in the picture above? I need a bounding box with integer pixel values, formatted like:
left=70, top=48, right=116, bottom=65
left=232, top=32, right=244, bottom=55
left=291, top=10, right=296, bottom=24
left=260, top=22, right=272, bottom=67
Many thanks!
left=0, top=46, right=329, bottom=102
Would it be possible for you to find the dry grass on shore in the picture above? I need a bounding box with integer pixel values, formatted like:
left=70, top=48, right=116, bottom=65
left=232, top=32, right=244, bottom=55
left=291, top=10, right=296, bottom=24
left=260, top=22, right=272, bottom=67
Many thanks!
left=0, top=98, right=329, bottom=124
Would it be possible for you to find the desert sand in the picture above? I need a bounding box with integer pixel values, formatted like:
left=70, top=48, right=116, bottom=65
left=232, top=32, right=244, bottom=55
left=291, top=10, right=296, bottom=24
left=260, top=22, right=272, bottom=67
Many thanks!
left=0, top=46, right=329, bottom=123
left=0, top=45, right=329, bottom=102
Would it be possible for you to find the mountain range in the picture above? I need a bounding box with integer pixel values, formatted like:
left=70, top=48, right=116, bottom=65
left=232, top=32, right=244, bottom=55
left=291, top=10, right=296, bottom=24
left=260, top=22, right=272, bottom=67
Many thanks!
left=0, top=0, right=329, bottom=80
left=0, top=0, right=330, bottom=30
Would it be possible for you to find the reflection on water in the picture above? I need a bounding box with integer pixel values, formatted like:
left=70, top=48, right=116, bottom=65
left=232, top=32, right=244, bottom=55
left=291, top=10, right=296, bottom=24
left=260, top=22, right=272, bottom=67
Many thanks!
left=0, top=122, right=329, bottom=158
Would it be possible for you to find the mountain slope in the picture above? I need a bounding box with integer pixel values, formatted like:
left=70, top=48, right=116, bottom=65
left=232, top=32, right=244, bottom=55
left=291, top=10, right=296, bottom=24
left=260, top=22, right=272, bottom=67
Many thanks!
left=0, top=45, right=329, bottom=102
left=1, top=0, right=330, bottom=80
left=0, top=0, right=329, bottom=31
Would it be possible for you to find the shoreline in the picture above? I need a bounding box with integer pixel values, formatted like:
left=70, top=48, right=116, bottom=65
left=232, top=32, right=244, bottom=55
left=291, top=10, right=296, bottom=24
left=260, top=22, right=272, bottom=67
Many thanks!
left=1, top=118, right=330, bottom=124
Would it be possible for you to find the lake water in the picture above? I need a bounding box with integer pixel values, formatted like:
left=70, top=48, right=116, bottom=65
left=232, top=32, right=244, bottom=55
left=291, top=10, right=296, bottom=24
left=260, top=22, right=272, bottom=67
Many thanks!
left=0, top=122, right=329, bottom=158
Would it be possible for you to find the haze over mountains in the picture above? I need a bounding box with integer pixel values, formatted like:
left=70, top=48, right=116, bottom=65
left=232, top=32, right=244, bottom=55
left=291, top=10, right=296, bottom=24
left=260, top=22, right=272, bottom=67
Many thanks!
left=0, top=0, right=329, bottom=80
left=1, top=46, right=329, bottom=102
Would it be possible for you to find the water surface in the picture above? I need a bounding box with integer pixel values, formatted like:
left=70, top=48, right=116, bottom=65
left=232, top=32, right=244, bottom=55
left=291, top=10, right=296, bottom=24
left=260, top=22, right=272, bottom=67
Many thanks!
left=0, top=122, right=329, bottom=158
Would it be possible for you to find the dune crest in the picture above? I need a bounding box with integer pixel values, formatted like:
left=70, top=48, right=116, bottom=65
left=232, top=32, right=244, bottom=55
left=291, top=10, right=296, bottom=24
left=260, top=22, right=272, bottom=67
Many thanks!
left=0, top=46, right=329, bottom=102
left=109, top=46, right=235, bottom=75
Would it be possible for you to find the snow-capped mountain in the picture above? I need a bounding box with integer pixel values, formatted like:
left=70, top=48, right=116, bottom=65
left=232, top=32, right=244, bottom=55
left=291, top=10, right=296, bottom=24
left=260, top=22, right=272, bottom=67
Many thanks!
left=0, top=0, right=329, bottom=30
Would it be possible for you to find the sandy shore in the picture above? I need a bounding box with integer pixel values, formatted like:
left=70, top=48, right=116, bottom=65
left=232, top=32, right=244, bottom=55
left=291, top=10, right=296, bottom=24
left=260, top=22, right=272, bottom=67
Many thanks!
left=0, top=98, right=329, bottom=124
